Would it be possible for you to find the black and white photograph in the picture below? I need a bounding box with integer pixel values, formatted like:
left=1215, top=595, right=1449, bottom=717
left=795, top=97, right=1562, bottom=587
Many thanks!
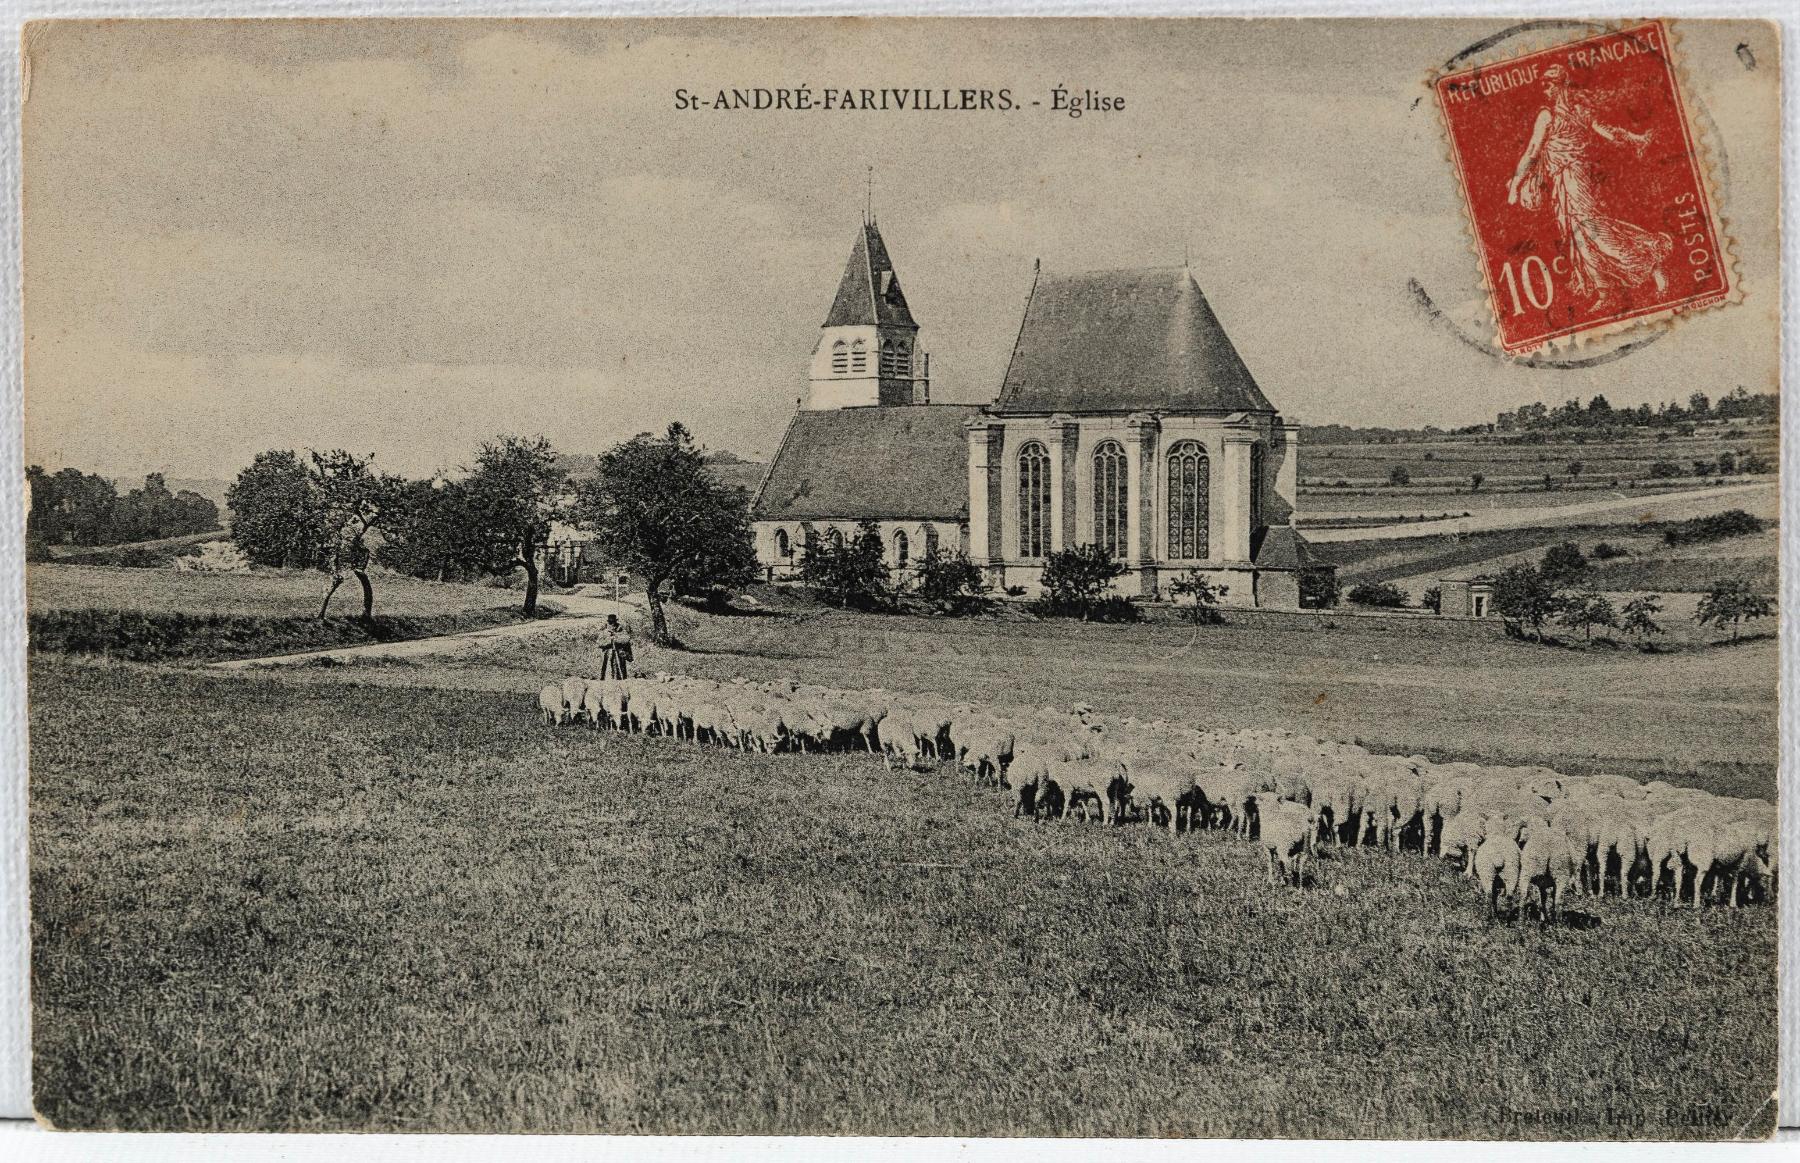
left=16, top=16, right=1785, bottom=1140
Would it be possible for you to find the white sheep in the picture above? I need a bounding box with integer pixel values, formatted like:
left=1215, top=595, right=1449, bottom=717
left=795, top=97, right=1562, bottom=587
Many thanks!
left=1256, top=796, right=1317, bottom=886
left=560, top=676, right=589, bottom=723
left=537, top=684, right=564, bottom=726
left=1044, top=759, right=1112, bottom=824
left=1004, top=744, right=1051, bottom=817
left=955, top=716, right=1015, bottom=786
left=879, top=706, right=930, bottom=770
left=1518, top=821, right=1580, bottom=922
left=1124, top=765, right=1196, bottom=833
left=519, top=669, right=1774, bottom=925
left=1473, top=834, right=1523, bottom=918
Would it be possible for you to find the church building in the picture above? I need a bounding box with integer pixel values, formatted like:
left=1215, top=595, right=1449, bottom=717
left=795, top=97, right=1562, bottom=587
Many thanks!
left=751, top=219, right=1332, bottom=609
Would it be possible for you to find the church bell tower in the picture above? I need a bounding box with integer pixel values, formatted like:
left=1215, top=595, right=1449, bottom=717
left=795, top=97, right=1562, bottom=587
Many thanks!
left=806, top=219, right=930, bottom=410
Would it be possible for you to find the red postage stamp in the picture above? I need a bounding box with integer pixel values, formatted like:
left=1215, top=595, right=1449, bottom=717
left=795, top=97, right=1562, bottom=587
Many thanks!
left=1434, top=21, right=1731, bottom=356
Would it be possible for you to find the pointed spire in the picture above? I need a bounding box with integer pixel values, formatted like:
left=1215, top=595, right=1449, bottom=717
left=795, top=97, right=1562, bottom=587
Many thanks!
left=821, top=220, right=917, bottom=329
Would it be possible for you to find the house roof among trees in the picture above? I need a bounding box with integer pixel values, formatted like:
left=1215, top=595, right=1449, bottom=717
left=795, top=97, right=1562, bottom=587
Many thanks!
left=823, top=222, right=919, bottom=330
left=993, top=266, right=1274, bottom=415
left=753, top=405, right=978, bottom=522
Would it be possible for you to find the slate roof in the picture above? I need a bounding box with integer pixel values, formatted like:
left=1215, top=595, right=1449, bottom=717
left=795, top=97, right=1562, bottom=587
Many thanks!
left=993, top=266, right=1275, bottom=415
left=753, top=405, right=979, bottom=522
left=823, top=222, right=919, bottom=330
left=1250, top=525, right=1330, bottom=571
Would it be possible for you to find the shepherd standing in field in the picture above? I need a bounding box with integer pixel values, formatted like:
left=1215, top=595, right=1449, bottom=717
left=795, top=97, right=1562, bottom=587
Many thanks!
left=597, top=613, right=634, bottom=680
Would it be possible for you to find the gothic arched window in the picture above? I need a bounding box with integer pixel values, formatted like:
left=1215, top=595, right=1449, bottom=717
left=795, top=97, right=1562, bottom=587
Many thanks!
left=831, top=340, right=848, bottom=375
left=850, top=339, right=867, bottom=374
left=774, top=528, right=791, bottom=559
left=1017, top=442, right=1051, bottom=559
left=1167, top=441, right=1210, bottom=560
left=1092, top=440, right=1129, bottom=560
left=923, top=525, right=940, bottom=559
left=894, top=340, right=912, bottom=377
left=894, top=530, right=910, bottom=568
left=827, top=527, right=845, bottom=551
left=880, top=340, right=898, bottom=376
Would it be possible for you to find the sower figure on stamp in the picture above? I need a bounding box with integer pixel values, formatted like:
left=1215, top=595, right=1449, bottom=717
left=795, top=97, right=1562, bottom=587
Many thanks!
left=596, top=613, right=634, bottom=680
left=1506, top=64, right=1672, bottom=309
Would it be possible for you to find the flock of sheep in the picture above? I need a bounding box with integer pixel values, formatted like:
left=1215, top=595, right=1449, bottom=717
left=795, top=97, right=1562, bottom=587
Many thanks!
left=538, top=672, right=1778, bottom=920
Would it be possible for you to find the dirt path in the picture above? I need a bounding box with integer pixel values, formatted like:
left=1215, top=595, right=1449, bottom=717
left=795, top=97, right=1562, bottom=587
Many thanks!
left=210, top=585, right=645, bottom=671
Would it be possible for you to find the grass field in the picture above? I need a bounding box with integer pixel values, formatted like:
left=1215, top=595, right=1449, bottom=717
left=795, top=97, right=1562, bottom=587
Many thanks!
left=197, top=594, right=1780, bottom=805
left=44, top=530, right=224, bottom=566
left=26, top=563, right=555, bottom=662
left=1317, top=514, right=1779, bottom=598
left=30, top=657, right=1778, bottom=1137
left=1299, top=430, right=1778, bottom=489
left=1298, top=482, right=1697, bottom=522
left=27, top=563, right=529, bottom=618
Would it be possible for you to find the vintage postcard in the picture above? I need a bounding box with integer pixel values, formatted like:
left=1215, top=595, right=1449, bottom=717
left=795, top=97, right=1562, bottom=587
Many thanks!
left=21, top=18, right=1781, bottom=1139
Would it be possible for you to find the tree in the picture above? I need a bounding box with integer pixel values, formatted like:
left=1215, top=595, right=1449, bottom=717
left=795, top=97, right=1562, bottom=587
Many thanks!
left=226, top=448, right=401, bottom=618
left=1555, top=590, right=1617, bottom=642
left=1167, top=569, right=1229, bottom=624
left=1566, top=460, right=1584, bottom=482
left=1420, top=584, right=1443, bottom=614
left=668, top=496, right=760, bottom=604
left=1387, top=465, right=1412, bottom=486
left=1299, top=569, right=1339, bottom=610
left=1539, top=541, right=1587, bottom=584
left=1694, top=579, right=1774, bottom=642
left=460, top=435, right=567, bottom=617
left=1687, top=391, right=1711, bottom=420
left=1620, top=594, right=1665, bottom=640
left=1662, top=509, right=1763, bottom=547
left=34, top=467, right=120, bottom=547
left=228, top=450, right=327, bottom=568
left=1347, top=581, right=1409, bottom=608
left=1492, top=564, right=1560, bottom=641
left=1035, top=544, right=1127, bottom=620
left=798, top=521, right=891, bottom=610
left=915, top=547, right=989, bottom=614
left=39, top=468, right=220, bottom=546
left=380, top=477, right=473, bottom=582
left=1469, top=472, right=1484, bottom=493
left=1717, top=451, right=1737, bottom=475
left=308, top=450, right=398, bottom=622
left=573, top=423, right=755, bottom=642
left=23, top=467, right=54, bottom=560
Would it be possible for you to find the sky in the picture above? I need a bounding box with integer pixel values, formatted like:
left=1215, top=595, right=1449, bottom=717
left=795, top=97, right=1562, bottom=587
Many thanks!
left=21, top=18, right=1781, bottom=482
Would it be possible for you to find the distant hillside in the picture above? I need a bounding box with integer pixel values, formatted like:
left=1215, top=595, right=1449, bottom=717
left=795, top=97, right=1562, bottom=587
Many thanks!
left=165, top=478, right=234, bottom=513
